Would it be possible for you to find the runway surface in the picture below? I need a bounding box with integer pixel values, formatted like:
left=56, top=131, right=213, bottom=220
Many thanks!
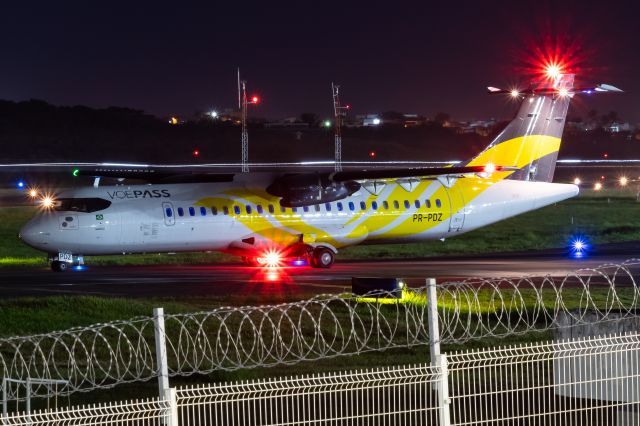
left=0, top=249, right=638, bottom=299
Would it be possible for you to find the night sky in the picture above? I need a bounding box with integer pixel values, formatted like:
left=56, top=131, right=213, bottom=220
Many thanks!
left=2, top=0, right=639, bottom=122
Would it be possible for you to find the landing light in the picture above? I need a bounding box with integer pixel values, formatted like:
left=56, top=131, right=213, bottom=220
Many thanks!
left=510, top=89, right=519, bottom=98
left=40, top=195, right=56, bottom=209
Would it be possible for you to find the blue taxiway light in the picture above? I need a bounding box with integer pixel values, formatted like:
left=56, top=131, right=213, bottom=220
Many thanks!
left=16, top=180, right=26, bottom=189
left=72, top=265, right=87, bottom=271
left=292, top=259, right=307, bottom=266
left=569, top=236, right=590, bottom=259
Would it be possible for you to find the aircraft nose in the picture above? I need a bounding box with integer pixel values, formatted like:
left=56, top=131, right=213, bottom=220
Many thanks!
left=19, top=216, right=52, bottom=250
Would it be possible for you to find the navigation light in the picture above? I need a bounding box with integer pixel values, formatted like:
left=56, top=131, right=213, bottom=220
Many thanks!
left=484, top=163, right=496, bottom=174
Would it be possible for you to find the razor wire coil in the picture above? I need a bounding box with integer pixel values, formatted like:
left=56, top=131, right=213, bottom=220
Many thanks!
left=0, top=259, right=638, bottom=400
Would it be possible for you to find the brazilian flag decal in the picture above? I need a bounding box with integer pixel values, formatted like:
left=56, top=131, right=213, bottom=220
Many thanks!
left=96, top=214, right=104, bottom=220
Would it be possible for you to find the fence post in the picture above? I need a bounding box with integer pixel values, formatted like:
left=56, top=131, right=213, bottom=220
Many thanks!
left=163, top=387, right=179, bottom=426
left=2, top=378, right=6, bottom=418
left=426, top=278, right=441, bottom=365
left=437, top=354, right=451, bottom=426
left=154, top=308, right=170, bottom=397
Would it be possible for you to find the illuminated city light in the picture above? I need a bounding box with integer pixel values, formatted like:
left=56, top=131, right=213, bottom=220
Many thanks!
left=28, top=188, right=38, bottom=198
left=192, top=149, right=200, bottom=157
left=369, top=151, right=376, bottom=158
left=372, top=118, right=381, bottom=125
left=324, top=120, right=331, bottom=127
left=594, top=182, right=603, bottom=191
left=169, top=117, right=178, bottom=125
left=209, top=111, right=218, bottom=118
left=573, top=177, right=581, bottom=185
left=619, top=176, right=628, bottom=186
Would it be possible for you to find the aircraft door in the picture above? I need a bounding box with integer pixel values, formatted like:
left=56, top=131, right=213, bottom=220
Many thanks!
left=162, top=202, right=175, bottom=226
left=445, top=185, right=465, bottom=232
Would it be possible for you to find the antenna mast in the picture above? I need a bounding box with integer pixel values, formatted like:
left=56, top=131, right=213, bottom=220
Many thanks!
left=239, top=69, right=249, bottom=173
left=332, top=83, right=348, bottom=172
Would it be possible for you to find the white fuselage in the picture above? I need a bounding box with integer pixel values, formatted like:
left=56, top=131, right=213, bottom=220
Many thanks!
left=20, top=173, right=579, bottom=257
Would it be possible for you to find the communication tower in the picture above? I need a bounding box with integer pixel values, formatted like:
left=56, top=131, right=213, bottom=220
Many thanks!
left=332, top=83, right=349, bottom=172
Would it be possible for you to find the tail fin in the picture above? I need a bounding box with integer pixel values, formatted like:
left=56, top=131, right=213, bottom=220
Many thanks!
left=466, top=74, right=575, bottom=182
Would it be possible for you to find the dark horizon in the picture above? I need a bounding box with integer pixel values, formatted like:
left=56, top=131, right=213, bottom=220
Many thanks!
left=1, top=1, right=639, bottom=122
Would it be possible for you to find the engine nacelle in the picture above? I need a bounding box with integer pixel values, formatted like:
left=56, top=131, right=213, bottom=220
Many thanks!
left=266, top=173, right=361, bottom=207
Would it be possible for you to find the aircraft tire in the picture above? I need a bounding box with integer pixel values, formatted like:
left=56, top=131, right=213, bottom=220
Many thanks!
left=311, top=247, right=334, bottom=268
left=51, top=261, right=68, bottom=272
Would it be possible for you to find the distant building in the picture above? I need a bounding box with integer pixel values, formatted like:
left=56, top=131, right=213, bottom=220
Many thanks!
left=264, top=117, right=310, bottom=128
left=455, top=119, right=497, bottom=136
left=605, top=122, right=634, bottom=133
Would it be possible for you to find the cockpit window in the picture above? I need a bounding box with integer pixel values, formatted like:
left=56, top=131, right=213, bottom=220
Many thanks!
left=54, top=198, right=112, bottom=213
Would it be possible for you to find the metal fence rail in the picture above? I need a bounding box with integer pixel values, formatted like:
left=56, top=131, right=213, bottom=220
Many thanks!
left=1, top=332, right=638, bottom=425
left=0, top=396, right=171, bottom=426
left=175, top=364, right=444, bottom=426
left=0, top=260, right=639, bottom=400
left=448, top=333, right=640, bottom=425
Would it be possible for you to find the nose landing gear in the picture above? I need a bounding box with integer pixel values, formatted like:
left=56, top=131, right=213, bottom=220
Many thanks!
left=49, top=254, right=84, bottom=272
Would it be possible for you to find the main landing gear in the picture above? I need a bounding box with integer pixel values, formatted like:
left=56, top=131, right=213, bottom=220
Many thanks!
left=310, top=247, right=335, bottom=268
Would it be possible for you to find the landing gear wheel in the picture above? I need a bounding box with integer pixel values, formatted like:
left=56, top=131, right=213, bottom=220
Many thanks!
left=310, top=247, right=335, bottom=269
left=51, top=261, right=68, bottom=272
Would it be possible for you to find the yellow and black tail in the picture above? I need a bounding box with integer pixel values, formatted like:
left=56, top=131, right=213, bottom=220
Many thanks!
left=465, top=74, right=575, bottom=183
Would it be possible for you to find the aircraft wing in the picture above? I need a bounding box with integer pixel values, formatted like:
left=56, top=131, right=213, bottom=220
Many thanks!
left=329, top=165, right=514, bottom=182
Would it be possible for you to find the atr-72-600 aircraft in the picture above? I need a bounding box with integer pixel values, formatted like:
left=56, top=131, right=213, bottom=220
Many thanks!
left=20, top=74, right=621, bottom=271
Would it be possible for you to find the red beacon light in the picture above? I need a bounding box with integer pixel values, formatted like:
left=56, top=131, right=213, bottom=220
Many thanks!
left=250, top=95, right=260, bottom=104
left=192, top=149, right=200, bottom=157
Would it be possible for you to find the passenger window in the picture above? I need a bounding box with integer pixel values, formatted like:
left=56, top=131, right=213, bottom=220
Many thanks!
left=223, top=206, right=229, bottom=215
left=360, top=201, right=366, bottom=210
left=268, top=204, right=275, bottom=214
left=257, top=205, right=263, bottom=214
left=425, top=199, right=431, bottom=208
left=325, top=203, right=331, bottom=211
left=177, top=207, right=184, bottom=217
left=165, top=208, right=173, bottom=218
left=414, top=200, right=421, bottom=208
left=303, top=206, right=309, bottom=213
left=292, top=207, right=298, bottom=213
left=337, top=202, right=343, bottom=211
left=246, top=205, right=252, bottom=214
left=280, top=206, right=286, bottom=213
left=383, top=201, right=389, bottom=209
left=436, top=199, right=442, bottom=208
left=372, top=201, right=378, bottom=210
left=393, top=200, right=399, bottom=209
left=314, top=204, right=321, bottom=212
left=211, top=206, right=218, bottom=215
left=349, top=202, right=355, bottom=211
left=200, top=207, right=207, bottom=216
left=188, top=207, right=195, bottom=216
left=404, top=200, right=410, bottom=208
left=234, top=206, right=241, bottom=215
